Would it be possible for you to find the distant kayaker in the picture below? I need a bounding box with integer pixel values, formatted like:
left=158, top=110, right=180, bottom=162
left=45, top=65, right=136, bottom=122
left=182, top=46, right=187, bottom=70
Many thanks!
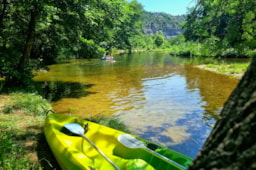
left=101, top=53, right=115, bottom=61
left=107, top=53, right=114, bottom=60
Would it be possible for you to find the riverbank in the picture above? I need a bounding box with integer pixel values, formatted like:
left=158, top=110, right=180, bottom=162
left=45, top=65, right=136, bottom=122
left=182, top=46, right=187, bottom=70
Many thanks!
left=0, top=93, right=59, bottom=169
left=195, top=62, right=250, bottom=80
left=0, top=92, right=129, bottom=169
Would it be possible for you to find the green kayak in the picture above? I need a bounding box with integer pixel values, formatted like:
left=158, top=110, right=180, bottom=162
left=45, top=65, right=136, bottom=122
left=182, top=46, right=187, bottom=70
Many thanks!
left=44, top=113, right=193, bottom=169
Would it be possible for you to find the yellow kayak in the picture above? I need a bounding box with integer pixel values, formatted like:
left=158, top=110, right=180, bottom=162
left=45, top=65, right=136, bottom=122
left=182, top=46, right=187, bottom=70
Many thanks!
left=44, top=114, right=193, bottom=170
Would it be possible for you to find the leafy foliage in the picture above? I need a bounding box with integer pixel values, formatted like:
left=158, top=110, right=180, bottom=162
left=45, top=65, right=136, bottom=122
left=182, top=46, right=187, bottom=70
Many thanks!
left=154, top=31, right=165, bottom=47
left=0, top=0, right=144, bottom=86
left=183, top=0, right=256, bottom=57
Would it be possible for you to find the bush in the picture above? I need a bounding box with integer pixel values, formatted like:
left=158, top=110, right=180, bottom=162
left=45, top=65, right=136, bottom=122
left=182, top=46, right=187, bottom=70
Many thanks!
left=79, top=37, right=105, bottom=58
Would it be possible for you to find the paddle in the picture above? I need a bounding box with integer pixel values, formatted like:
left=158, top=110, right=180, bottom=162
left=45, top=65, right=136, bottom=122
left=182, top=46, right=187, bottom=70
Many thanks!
left=118, top=134, right=186, bottom=170
left=63, top=123, right=120, bottom=170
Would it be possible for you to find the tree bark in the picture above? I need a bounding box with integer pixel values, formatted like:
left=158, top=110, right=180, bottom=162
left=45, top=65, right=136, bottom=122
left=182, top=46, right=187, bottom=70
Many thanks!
left=0, top=0, right=7, bottom=49
left=17, top=7, right=36, bottom=72
left=0, top=0, right=8, bottom=29
left=189, top=57, right=256, bottom=169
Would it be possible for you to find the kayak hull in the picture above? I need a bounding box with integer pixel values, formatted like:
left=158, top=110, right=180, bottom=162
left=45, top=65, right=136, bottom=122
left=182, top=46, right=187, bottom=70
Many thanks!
left=44, top=114, right=193, bottom=169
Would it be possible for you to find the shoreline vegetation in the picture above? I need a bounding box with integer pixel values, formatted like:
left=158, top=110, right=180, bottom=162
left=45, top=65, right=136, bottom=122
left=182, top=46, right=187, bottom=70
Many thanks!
left=0, top=93, right=129, bottom=169
left=0, top=93, right=57, bottom=169
left=195, top=62, right=250, bottom=80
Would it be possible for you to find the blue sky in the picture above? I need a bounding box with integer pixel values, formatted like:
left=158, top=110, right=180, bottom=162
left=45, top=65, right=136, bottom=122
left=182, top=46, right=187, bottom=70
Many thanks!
left=128, top=0, right=195, bottom=15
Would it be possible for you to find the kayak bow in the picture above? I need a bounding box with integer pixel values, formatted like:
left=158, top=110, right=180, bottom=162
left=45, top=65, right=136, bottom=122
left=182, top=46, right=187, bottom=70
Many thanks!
left=44, top=114, right=193, bottom=169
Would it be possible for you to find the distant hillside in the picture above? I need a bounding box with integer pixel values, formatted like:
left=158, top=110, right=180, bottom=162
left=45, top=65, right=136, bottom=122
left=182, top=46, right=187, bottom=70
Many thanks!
left=142, top=11, right=186, bottom=38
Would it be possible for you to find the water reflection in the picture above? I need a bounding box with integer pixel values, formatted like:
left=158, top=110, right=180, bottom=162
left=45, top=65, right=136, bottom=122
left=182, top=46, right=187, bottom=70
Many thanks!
left=115, top=74, right=209, bottom=158
left=35, top=81, right=95, bottom=102
left=34, top=52, right=239, bottom=158
left=181, top=65, right=237, bottom=121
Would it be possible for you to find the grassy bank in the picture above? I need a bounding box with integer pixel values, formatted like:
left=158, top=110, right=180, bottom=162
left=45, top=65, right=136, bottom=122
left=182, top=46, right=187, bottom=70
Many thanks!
left=0, top=93, right=129, bottom=169
left=196, top=62, right=250, bottom=79
left=0, top=93, right=59, bottom=169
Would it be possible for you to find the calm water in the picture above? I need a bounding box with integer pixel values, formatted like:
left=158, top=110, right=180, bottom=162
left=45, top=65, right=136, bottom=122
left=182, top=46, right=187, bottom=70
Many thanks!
left=34, top=52, right=238, bottom=158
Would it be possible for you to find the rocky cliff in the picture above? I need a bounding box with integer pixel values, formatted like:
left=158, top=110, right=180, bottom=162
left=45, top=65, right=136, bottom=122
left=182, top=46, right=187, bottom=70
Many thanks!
left=142, top=11, right=185, bottom=38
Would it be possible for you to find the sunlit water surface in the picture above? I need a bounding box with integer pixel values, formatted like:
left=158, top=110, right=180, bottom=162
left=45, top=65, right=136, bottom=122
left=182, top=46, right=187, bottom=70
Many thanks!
left=34, top=52, right=238, bottom=158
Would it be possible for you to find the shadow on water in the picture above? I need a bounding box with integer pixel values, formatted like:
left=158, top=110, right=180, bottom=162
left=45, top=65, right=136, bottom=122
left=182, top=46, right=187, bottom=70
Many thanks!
left=136, top=109, right=212, bottom=158
left=0, top=80, right=96, bottom=102
left=34, top=81, right=96, bottom=102
left=170, top=110, right=212, bottom=158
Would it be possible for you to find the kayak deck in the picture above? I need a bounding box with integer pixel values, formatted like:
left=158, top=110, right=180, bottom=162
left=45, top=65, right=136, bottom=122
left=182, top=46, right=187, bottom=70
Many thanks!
left=44, top=114, right=193, bottom=169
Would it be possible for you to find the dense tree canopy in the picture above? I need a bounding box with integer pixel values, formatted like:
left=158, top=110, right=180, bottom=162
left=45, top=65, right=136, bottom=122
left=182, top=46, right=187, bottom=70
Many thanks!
left=0, top=0, right=143, bottom=86
left=183, top=0, right=256, bottom=57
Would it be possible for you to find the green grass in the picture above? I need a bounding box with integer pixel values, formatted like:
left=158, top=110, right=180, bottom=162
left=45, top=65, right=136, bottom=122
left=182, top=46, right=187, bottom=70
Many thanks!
left=0, top=131, right=32, bottom=169
left=0, top=93, right=52, bottom=169
left=3, top=92, right=52, bottom=116
left=206, top=63, right=250, bottom=75
left=0, top=92, right=131, bottom=169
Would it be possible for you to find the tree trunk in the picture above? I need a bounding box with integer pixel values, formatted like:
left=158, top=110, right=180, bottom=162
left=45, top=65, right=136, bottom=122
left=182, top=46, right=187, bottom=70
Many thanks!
left=189, top=57, right=256, bottom=169
left=0, top=0, right=7, bottom=48
left=0, top=0, right=7, bottom=30
left=17, top=7, right=36, bottom=72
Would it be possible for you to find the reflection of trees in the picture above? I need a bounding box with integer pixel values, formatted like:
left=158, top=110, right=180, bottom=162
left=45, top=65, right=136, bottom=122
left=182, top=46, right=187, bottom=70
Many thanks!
left=31, top=53, right=239, bottom=118
left=119, top=52, right=180, bottom=79
left=0, top=78, right=94, bottom=103
left=35, top=81, right=95, bottom=102
left=108, top=52, right=177, bottom=99
left=181, top=65, right=238, bottom=117
left=0, top=80, right=4, bottom=91
left=34, top=53, right=182, bottom=116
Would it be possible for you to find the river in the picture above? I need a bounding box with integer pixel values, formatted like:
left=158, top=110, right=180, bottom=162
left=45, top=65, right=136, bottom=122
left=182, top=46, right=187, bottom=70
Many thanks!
left=34, top=52, right=239, bottom=158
